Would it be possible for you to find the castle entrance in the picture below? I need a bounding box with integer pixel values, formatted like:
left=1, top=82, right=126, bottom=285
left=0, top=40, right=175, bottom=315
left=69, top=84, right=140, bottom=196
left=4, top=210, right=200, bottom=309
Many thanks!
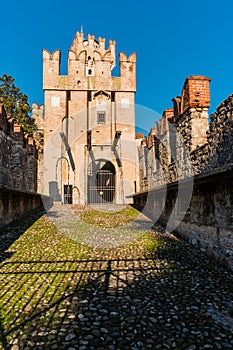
left=88, top=160, right=116, bottom=204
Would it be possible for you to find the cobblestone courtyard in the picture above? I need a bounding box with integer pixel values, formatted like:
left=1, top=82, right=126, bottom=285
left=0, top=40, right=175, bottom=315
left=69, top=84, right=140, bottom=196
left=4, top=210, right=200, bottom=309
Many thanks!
left=0, top=205, right=233, bottom=350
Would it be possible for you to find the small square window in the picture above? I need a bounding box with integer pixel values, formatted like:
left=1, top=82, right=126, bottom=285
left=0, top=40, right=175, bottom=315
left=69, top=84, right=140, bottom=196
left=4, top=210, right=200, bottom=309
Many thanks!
left=97, top=111, right=106, bottom=124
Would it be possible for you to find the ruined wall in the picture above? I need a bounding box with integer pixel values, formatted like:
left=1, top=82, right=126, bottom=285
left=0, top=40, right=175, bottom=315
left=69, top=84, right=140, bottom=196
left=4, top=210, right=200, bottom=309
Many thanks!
left=134, top=76, right=233, bottom=269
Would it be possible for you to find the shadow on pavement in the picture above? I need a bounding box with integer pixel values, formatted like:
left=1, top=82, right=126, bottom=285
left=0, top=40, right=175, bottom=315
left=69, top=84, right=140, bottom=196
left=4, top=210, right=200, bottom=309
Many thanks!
left=0, top=236, right=233, bottom=349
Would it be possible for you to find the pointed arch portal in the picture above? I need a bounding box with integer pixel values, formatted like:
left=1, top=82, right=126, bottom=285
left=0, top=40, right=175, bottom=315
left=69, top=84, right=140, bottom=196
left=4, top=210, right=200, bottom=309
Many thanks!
left=88, top=159, right=116, bottom=203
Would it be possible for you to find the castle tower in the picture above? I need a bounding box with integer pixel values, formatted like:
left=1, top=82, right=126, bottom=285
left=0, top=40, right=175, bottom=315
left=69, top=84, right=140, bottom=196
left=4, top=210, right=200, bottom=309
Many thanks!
left=41, top=31, right=137, bottom=204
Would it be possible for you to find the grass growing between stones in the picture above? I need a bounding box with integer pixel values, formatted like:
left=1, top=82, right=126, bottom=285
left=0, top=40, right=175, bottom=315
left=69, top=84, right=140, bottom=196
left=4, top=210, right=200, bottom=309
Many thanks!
left=5, top=215, right=93, bottom=261
left=1, top=208, right=232, bottom=349
left=0, top=208, right=165, bottom=349
left=0, top=214, right=94, bottom=348
left=138, top=232, right=165, bottom=252
left=79, top=205, right=139, bottom=228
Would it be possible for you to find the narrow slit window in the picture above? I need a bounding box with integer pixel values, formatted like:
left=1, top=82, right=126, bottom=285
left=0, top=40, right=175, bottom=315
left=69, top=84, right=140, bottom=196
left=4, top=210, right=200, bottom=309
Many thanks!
left=87, top=91, right=92, bottom=101
left=111, top=91, right=115, bottom=102
left=97, top=111, right=106, bottom=124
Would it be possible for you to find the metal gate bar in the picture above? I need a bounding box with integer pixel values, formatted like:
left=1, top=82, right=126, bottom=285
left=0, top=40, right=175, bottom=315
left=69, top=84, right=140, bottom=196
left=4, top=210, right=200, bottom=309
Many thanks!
left=88, top=170, right=115, bottom=204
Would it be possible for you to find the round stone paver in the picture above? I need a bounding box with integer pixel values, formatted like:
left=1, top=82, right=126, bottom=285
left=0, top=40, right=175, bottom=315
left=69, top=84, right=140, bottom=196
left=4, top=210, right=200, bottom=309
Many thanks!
left=0, top=205, right=233, bottom=350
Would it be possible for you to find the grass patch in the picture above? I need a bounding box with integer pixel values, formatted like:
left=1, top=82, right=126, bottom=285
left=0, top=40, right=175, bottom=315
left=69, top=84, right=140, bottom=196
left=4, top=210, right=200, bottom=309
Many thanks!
left=80, top=205, right=139, bottom=228
left=0, top=214, right=93, bottom=343
left=138, top=232, right=165, bottom=252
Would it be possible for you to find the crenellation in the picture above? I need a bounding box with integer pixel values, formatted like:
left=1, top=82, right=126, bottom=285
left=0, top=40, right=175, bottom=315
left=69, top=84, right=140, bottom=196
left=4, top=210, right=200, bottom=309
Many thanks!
left=32, top=103, right=44, bottom=131
left=137, top=74, right=233, bottom=193
left=98, top=37, right=106, bottom=49
left=108, top=39, right=116, bottom=49
left=0, top=104, right=8, bottom=132
left=119, top=52, right=136, bottom=91
left=181, top=75, right=211, bottom=113
left=172, top=96, right=182, bottom=121
left=13, top=124, right=24, bottom=146
left=162, top=108, right=174, bottom=120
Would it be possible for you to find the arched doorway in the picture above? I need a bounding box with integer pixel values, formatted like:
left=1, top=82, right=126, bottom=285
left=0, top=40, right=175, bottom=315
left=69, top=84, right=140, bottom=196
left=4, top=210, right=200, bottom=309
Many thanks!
left=88, top=159, right=116, bottom=203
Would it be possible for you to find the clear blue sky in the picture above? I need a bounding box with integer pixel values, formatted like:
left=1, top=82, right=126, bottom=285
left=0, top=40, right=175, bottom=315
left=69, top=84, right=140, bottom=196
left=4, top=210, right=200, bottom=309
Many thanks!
left=1, top=0, right=233, bottom=132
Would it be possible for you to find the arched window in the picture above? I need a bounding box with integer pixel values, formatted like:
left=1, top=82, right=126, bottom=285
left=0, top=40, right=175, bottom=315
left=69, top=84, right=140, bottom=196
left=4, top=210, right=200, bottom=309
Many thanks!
left=88, top=69, right=92, bottom=75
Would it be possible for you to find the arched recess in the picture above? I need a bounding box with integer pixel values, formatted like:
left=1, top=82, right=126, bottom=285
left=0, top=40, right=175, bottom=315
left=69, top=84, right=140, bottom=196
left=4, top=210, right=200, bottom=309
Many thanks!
left=87, top=159, right=116, bottom=203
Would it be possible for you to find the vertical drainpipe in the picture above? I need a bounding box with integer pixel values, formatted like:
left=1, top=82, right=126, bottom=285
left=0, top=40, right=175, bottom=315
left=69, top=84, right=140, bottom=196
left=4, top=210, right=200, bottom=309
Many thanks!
left=111, top=92, right=116, bottom=143
left=65, top=90, right=70, bottom=140
left=85, top=87, right=90, bottom=204
left=65, top=90, right=70, bottom=202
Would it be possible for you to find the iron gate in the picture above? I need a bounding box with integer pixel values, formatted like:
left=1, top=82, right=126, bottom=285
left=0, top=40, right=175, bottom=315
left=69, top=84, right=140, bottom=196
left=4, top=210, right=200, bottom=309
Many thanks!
left=88, top=163, right=115, bottom=204
left=64, top=185, right=73, bottom=204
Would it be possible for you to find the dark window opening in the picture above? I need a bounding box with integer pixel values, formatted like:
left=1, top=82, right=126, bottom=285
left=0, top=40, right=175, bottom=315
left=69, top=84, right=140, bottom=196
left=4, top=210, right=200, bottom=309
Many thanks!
left=87, top=91, right=92, bottom=101
left=88, top=69, right=92, bottom=75
left=111, top=92, right=115, bottom=102
left=67, top=91, right=71, bottom=101
left=97, top=111, right=106, bottom=124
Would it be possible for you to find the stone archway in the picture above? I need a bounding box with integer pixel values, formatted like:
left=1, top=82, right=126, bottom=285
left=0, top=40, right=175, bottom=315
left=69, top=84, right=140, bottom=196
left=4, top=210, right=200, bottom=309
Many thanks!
left=88, top=159, right=116, bottom=204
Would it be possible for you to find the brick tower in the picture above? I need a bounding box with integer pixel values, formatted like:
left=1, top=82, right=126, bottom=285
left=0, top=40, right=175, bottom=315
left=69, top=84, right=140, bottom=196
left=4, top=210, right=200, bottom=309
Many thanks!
left=40, top=31, right=137, bottom=204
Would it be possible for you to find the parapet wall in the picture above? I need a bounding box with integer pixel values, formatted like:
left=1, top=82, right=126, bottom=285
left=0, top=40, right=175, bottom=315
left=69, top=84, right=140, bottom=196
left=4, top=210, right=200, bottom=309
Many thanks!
left=135, top=76, right=233, bottom=269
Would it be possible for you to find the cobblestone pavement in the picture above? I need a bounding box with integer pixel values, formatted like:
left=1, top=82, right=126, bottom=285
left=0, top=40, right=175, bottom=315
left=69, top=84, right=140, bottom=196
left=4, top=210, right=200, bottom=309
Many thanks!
left=0, top=205, right=233, bottom=350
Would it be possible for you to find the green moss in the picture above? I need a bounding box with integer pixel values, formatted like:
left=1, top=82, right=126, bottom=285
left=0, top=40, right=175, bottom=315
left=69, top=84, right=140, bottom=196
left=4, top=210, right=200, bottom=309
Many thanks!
left=80, top=205, right=139, bottom=228
left=137, top=232, right=165, bottom=252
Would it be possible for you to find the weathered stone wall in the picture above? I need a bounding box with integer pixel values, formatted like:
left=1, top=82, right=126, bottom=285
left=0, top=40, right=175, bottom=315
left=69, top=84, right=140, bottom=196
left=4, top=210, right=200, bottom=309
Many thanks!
left=0, top=187, right=51, bottom=226
left=0, top=128, right=37, bottom=192
left=0, top=104, right=51, bottom=227
left=138, top=76, right=233, bottom=190
left=134, top=166, right=233, bottom=269
left=135, top=76, right=233, bottom=269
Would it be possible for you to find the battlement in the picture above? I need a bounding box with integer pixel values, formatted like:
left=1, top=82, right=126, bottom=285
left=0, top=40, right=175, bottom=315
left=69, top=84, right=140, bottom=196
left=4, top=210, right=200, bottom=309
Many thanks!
left=43, top=31, right=136, bottom=92
left=181, top=75, right=211, bottom=113
left=0, top=104, right=8, bottom=131
left=32, top=103, right=44, bottom=131
left=119, top=52, right=137, bottom=63
left=162, top=108, right=174, bottom=120
left=69, top=31, right=116, bottom=62
left=70, top=32, right=116, bottom=50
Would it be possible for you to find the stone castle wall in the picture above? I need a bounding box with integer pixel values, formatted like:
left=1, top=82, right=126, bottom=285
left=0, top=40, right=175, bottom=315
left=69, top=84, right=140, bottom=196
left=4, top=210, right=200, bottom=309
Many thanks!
left=0, top=104, right=38, bottom=192
left=0, top=104, right=49, bottom=226
left=134, top=76, right=233, bottom=269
